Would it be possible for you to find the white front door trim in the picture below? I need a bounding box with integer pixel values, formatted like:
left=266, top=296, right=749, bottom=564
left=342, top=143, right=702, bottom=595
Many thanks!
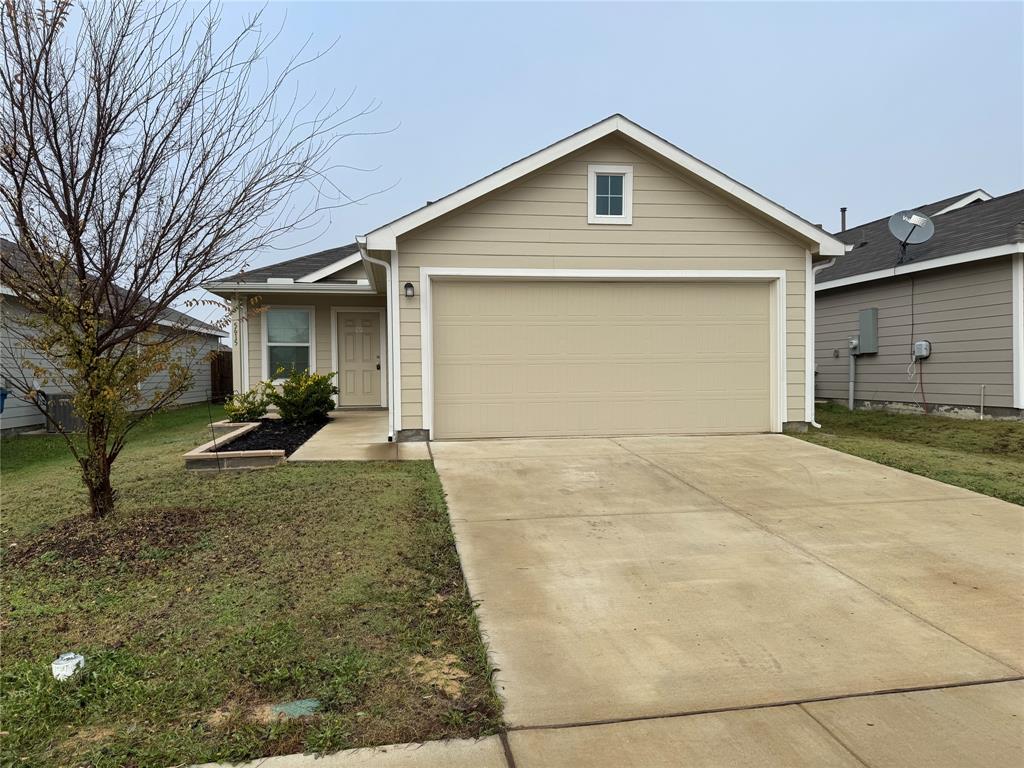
left=419, top=267, right=788, bottom=437
left=331, top=307, right=388, bottom=408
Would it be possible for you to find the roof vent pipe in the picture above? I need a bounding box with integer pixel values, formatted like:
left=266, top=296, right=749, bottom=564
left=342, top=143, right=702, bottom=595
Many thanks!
left=840, top=207, right=847, bottom=231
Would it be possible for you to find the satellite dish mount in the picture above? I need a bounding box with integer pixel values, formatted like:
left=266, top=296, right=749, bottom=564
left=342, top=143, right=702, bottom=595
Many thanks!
left=888, top=210, right=935, bottom=264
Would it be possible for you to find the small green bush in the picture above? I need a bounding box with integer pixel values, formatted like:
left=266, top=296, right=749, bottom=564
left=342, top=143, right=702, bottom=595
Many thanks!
left=223, top=383, right=274, bottom=422
left=268, top=369, right=338, bottom=424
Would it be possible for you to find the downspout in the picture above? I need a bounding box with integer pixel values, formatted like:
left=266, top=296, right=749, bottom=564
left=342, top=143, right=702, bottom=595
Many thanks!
left=358, top=237, right=396, bottom=442
left=236, top=293, right=249, bottom=393
left=808, top=255, right=839, bottom=428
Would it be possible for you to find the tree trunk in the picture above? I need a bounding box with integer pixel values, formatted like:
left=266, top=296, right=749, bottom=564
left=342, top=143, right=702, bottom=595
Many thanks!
left=82, top=419, right=116, bottom=518
left=85, top=470, right=116, bottom=518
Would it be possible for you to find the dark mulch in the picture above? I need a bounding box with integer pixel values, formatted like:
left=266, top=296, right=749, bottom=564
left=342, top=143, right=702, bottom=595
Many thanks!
left=6, top=506, right=213, bottom=575
left=216, top=418, right=326, bottom=456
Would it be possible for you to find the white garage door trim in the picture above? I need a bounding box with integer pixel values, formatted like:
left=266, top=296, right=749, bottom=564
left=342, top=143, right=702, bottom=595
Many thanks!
left=419, top=267, right=788, bottom=436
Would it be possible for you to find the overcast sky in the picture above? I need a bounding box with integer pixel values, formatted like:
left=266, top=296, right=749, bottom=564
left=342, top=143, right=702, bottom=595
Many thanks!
left=227, top=0, right=1022, bottom=271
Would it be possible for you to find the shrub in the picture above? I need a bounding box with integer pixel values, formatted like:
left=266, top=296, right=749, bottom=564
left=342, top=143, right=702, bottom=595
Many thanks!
left=223, top=383, right=273, bottom=422
left=268, top=369, right=338, bottom=424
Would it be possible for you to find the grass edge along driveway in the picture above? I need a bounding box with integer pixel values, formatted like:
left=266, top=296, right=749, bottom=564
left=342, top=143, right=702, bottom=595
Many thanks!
left=798, top=403, right=1024, bottom=506
left=1, top=405, right=502, bottom=768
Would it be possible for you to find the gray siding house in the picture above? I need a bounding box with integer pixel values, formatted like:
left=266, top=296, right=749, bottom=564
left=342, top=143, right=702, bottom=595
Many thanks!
left=1, top=239, right=229, bottom=433
left=815, top=189, right=1023, bottom=418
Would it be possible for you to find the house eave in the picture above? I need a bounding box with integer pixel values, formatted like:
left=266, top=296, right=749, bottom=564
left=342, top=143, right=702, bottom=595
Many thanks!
left=815, top=242, right=1024, bottom=292
left=202, top=281, right=379, bottom=296
left=362, top=114, right=846, bottom=257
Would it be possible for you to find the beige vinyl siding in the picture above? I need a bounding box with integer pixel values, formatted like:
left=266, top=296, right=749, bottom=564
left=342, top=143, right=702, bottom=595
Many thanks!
left=243, top=292, right=385, bottom=391
left=394, top=136, right=810, bottom=430
left=815, top=257, right=1016, bottom=409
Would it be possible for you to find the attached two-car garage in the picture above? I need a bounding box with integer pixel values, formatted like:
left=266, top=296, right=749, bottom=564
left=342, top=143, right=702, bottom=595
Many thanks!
left=429, top=279, right=775, bottom=439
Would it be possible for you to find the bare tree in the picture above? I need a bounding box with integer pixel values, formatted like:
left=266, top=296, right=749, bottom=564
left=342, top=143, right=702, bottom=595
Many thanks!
left=0, top=0, right=376, bottom=517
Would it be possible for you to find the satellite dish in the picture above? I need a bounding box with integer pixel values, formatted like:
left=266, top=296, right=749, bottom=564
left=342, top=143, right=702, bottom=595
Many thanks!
left=888, top=210, right=935, bottom=246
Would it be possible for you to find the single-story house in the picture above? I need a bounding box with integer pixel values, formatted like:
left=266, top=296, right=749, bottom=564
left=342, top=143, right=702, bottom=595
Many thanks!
left=204, top=114, right=846, bottom=441
left=0, top=238, right=230, bottom=434
left=815, top=189, right=1023, bottom=418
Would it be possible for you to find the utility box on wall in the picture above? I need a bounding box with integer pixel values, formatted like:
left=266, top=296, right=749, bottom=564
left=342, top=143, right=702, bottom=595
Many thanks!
left=857, top=308, right=879, bottom=355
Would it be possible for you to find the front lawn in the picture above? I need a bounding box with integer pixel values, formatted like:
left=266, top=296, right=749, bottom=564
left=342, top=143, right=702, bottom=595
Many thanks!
left=798, top=403, right=1024, bottom=505
left=0, top=405, right=501, bottom=767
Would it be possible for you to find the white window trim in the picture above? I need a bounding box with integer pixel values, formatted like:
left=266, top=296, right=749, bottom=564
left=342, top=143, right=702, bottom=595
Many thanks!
left=330, top=306, right=388, bottom=408
left=418, top=267, right=788, bottom=438
left=587, top=164, right=633, bottom=225
left=261, top=305, right=316, bottom=383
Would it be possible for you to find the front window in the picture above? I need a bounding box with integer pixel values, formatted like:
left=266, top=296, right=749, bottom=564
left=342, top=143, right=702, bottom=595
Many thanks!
left=588, top=164, right=633, bottom=224
left=265, top=308, right=312, bottom=378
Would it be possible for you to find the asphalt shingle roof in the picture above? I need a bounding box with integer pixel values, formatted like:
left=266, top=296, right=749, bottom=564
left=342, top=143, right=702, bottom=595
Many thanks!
left=817, top=189, right=1024, bottom=284
left=218, top=243, right=361, bottom=283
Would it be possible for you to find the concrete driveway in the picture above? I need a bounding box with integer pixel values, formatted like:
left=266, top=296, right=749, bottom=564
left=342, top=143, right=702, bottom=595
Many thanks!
left=432, top=434, right=1024, bottom=767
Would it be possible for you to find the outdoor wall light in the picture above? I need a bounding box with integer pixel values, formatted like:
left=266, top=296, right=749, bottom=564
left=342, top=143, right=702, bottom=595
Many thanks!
left=404, top=282, right=415, bottom=298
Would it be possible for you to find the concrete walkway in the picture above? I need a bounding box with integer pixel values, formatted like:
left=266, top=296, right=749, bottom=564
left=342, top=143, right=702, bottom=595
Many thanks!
left=431, top=434, right=1024, bottom=767
left=287, top=410, right=429, bottom=461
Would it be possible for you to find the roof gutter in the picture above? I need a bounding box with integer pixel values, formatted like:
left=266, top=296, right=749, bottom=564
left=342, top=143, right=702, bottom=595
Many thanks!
left=357, top=236, right=396, bottom=442
left=202, top=281, right=376, bottom=295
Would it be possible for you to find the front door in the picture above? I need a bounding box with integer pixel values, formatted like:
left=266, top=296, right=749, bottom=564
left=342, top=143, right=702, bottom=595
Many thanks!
left=338, top=312, right=381, bottom=406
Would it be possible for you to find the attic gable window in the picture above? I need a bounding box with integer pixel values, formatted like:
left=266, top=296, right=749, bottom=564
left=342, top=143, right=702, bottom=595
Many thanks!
left=588, top=164, right=633, bottom=224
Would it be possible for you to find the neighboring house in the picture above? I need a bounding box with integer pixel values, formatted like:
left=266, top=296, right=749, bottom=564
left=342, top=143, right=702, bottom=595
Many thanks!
left=0, top=238, right=229, bottom=433
left=815, top=189, right=1024, bottom=419
left=204, top=114, right=845, bottom=440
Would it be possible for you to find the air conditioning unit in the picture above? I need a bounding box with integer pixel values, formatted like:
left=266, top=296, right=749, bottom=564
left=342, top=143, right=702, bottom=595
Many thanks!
left=46, top=395, right=84, bottom=433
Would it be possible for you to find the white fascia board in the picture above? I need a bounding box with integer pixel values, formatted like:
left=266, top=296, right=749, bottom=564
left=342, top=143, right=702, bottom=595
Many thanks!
left=202, top=281, right=375, bottom=295
left=815, top=242, right=1024, bottom=292
left=296, top=253, right=362, bottom=283
left=932, top=189, right=993, bottom=216
left=363, top=115, right=846, bottom=257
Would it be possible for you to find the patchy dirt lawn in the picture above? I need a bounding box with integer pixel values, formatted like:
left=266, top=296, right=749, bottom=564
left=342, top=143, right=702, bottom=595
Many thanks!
left=0, top=406, right=501, bottom=767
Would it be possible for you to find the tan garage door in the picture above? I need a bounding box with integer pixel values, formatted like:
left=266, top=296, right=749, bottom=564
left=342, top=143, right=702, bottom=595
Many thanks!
left=431, top=280, right=772, bottom=439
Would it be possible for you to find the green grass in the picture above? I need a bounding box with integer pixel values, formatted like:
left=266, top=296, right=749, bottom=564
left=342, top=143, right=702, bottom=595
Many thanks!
left=797, top=403, right=1024, bottom=505
left=0, top=405, right=502, bottom=767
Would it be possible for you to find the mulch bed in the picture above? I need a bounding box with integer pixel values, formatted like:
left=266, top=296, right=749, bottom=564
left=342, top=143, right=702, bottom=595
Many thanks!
left=6, top=506, right=214, bottom=575
left=215, top=419, right=326, bottom=457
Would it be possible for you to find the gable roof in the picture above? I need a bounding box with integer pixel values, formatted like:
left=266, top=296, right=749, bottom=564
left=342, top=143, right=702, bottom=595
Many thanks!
left=816, top=189, right=1024, bottom=290
left=217, top=242, right=362, bottom=284
left=927, top=189, right=992, bottom=216
left=362, top=114, right=847, bottom=257
left=1, top=238, right=226, bottom=337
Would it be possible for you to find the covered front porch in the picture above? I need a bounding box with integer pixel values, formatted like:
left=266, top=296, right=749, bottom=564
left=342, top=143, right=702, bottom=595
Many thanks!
left=288, top=409, right=429, bottom=461
left=204, top=243, right=401, bottom=440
